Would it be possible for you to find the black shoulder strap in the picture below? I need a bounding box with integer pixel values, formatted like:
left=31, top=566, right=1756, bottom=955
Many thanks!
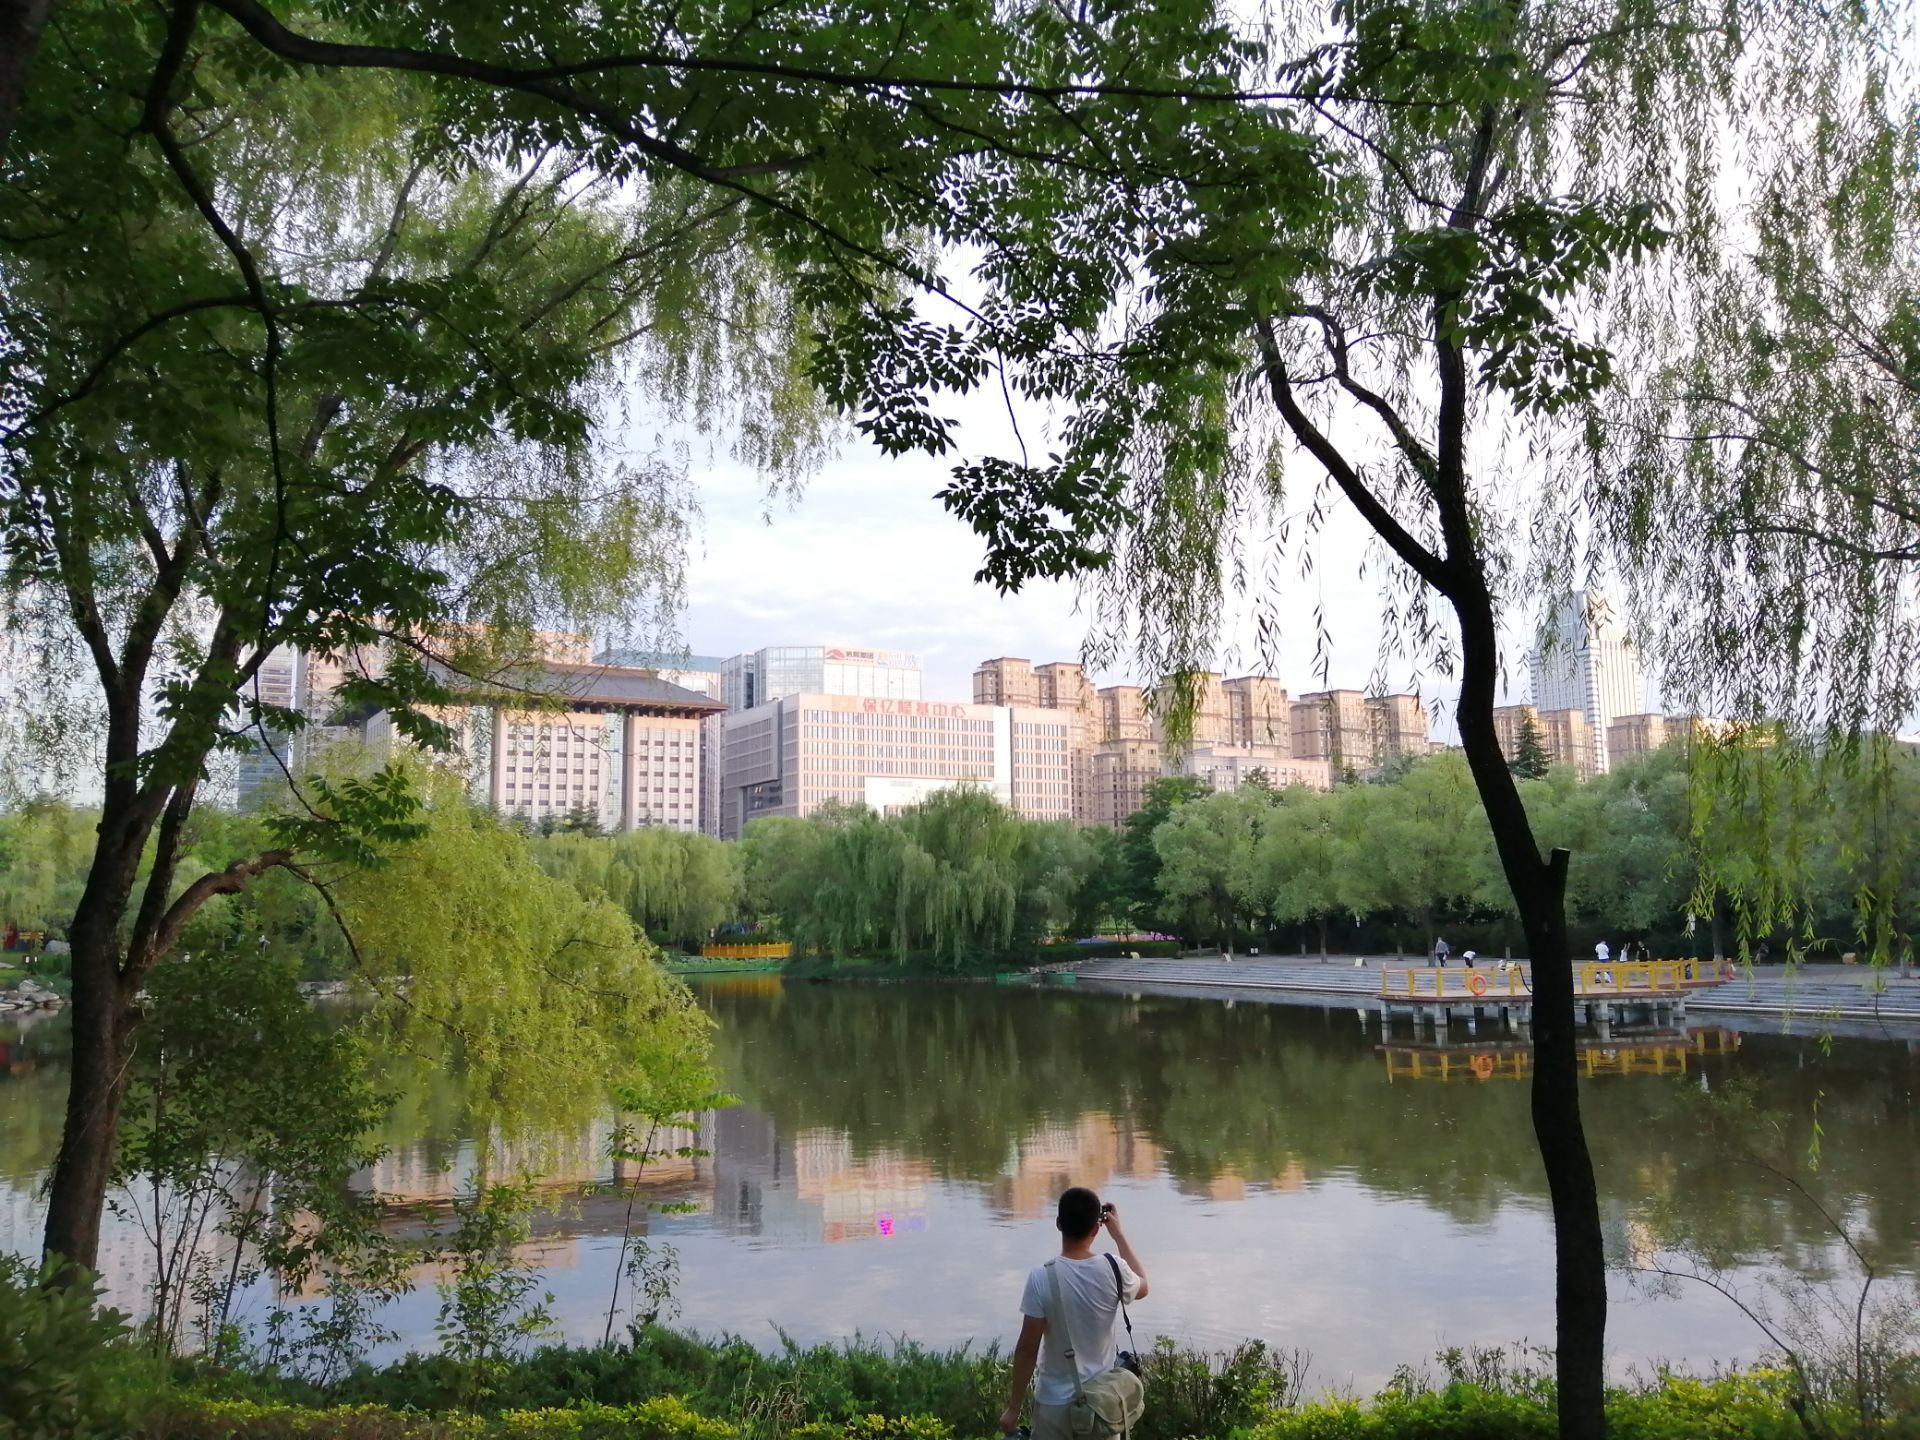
left=1105, top=1253, right=1136, bottom=1350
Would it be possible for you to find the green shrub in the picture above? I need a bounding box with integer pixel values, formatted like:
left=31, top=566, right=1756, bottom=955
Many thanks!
left=137, top=1396, right=739, bottom=1439
left=788, top=1417, right=953, bottom=1440
left=1605, top=1370, right=1811, bottom=1440
left=0, top=1254, right=163, bottom=1440
left=1139, top=1337, right=1300, bottom=1438
left=321, top=1329, right=1004, bottom=1439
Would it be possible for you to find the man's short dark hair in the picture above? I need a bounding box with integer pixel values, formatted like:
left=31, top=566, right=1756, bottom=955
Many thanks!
left=1056, top=1186, right=1102, bottom=1240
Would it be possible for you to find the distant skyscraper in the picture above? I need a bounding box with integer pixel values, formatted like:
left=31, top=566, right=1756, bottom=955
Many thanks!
left=1528, top=591, right=1645, bottom=774
left=233, top=648, right=300, bottom=809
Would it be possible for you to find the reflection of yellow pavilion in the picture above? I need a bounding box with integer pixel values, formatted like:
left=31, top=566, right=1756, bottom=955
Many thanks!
left=1379, top=1028, right=1742, bottom=1083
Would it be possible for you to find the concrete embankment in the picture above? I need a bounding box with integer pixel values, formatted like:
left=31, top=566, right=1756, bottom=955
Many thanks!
left=1046, top=954, right=1920, bottom=1032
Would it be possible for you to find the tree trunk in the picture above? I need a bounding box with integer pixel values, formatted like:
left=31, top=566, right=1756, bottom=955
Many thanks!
left=0, top=0, right=53, bottom=161
left=1454, top=589, right=1607, bottom=1440
left=1318, top=915, right=1329, bottom=960
left=42, top=911, right=135, bottom=1277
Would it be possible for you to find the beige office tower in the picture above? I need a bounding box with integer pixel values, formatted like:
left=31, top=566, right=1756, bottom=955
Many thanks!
left=1224, top=677, right=1291, bottom=750
left=1607, top=712, right=1669, bottom=764
left=1367, top=693, right=1429, bottom=759
left=973, top=657, right=1041, bottom=707
left=1538, top=707, right=1598, bottom=779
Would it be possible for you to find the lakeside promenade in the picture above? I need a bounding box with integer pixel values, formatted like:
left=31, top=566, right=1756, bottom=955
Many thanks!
left=1053, top=953, right=1920, bottom=1031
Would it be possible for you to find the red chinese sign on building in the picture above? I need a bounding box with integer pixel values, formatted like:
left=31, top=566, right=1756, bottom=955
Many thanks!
left=846, top=698, right=965, bottom=718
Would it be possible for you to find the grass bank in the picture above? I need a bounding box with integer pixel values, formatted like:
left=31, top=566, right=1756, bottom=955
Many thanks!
left=117, top=1330, right=1920, bottom=1440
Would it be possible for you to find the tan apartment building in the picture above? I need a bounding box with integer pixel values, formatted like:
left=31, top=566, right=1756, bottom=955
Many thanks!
left=972, top=656, right=1042, bottom=707
left=1099, top=685, right=1154, bottom=742
left=976, top=657, right=1322, bottom=824
left=1538, top=706, right=1599, bottom=779
left=1367, top=694, right=1429, bottom=758
left=1292, top=690, right=1373, bottom=769
left=1036, top=661, right=1097, bottom=714
left=1087, top=737, right=1165, bottom=828
left=1225, top=676, right=1291, bottom=749
left=1491, top=703, right=1540, bottom=762
left=1492, top=702, right=1605, bottom=777
left=1290, top=689, right=1429, bottom=773
left=1149, top=671, right=1234, bottom=744
left=1172, top=743, right=1331, bottom=795
left=711, top=693, right=1073, bottom=839
left=1607, top=712, right=1669, bottom=763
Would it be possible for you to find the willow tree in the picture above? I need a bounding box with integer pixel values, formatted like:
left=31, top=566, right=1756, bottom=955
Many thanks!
left=1595, top=51, right=1920, bottom=954
left=802, top=3, right=1877, bottom=1431
left=0, top=10, right=817, bottom=1274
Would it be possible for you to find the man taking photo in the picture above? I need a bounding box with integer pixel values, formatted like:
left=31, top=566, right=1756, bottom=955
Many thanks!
left=999, top=1187, right=1149, bottom=1438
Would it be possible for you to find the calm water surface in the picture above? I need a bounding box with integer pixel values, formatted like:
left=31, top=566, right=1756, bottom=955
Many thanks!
left=3, top=977, right=1918, bottom=1387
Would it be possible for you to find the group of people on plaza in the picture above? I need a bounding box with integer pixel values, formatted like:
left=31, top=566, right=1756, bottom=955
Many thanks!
left=1426, top=936, right=1658, bottom=967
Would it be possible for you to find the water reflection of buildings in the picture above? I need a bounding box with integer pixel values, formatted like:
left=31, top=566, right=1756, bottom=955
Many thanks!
left=991, top=1112, right=1306, bottom=1214
left=703, top=1107, right=931, bottom=1244
left=994, top=1113, right=1163, bottom=1217
left=1380, top=1027, right=1742, bottom=1084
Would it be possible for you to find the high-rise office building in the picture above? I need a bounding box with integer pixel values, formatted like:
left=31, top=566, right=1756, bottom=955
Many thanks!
left=233, top=648, right=301, bottom=809
left=722, top=645, right=921, bottom=713
left=1529, top=591, right=1646, bottom=774
left=710, top=693, right=1072, bottom=839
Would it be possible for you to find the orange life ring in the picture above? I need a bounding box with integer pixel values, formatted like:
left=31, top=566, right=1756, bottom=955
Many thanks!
left=1468, top=973, right=1488, bottom=996
left=1471, top=1054, right=1494, bottom=1079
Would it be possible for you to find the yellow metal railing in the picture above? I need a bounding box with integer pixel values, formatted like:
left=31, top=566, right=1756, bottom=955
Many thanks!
left=1379, top=966, right=1532, bottom=1000
left=1576, top=958, right=1727, bottom=992
left=699, top=942, right=793, bottom=960
left=1381, top=957, right=1725, bottom=1001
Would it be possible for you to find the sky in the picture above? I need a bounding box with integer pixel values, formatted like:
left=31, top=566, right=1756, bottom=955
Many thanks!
left=672, top=409, right=1558, bottom=744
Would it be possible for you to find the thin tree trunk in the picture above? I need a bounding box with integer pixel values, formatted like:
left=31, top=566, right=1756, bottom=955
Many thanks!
left=0, top=0, right=53, bottom=160
left=1454, top=586, right=1606, bottom=1440
left=43, top=921, right=134, bottom=1277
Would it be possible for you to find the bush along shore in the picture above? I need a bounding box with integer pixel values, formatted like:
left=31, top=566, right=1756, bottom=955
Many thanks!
left=38, top=1323, right=1920, bottom=1440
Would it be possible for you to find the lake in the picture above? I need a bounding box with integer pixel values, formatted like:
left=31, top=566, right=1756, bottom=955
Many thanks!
left=3, top=976, right=1917, bottom=1389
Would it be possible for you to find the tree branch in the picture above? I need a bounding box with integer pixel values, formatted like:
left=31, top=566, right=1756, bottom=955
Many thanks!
left=203, top=0, right=1383, bottom=109
left=1253, top=316, right=1451, bottom=593
left=140, top=848, right=296, bottom=982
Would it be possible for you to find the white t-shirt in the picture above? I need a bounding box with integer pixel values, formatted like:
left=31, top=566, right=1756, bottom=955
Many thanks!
left=1020, top=1254, right=1143, bottom=1406
left=1595, top=942, right=1610, bottom=961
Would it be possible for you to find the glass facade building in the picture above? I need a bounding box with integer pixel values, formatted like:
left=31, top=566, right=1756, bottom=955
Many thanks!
left=721, top=645, right=921, bottom=712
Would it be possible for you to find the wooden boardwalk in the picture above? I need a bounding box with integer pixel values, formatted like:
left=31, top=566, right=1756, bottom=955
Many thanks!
left=1376, top=958, right=1725, bottom=1035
